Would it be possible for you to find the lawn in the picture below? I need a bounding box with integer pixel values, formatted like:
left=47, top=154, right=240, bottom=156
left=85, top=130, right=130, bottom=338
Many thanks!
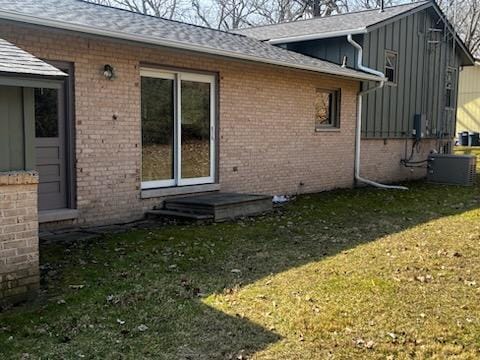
left=1, top=150, right=480, bottom=359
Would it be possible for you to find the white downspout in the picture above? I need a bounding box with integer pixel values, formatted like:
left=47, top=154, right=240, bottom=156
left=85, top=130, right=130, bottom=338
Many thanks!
left=347, top=34, right=408, bottom=190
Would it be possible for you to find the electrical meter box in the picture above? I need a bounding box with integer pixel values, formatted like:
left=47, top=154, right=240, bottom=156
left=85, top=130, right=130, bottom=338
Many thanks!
left=427, top=154, right=476, bottom=186
left=413, top=114, right=426, bottom=140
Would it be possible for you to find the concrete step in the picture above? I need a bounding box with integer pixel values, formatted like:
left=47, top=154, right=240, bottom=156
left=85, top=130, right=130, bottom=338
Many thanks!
left=163, top=192, right=273, bottom=221
left=146, top=209, right=213, bottom=220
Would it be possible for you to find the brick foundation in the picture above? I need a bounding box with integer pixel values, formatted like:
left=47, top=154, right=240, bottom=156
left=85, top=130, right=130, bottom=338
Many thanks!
left=361, top=138, right=437, bottom=183
left=0, top=171, right=39, bottom=308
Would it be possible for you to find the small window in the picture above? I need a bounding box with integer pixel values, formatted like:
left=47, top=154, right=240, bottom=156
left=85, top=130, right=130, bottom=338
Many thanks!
left=385, top=51, right=397, bottom=84
left=35, top=88, right=59, bottom=138
left=445, top=68, right=455, bottom=108
left=315, top=88, right=340, bottom=129
left=418, top=12, right=425, bottom=34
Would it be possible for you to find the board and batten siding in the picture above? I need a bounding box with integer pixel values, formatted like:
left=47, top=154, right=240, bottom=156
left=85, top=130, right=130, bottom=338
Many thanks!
left=287, top=35, right=360, bottom=69
left=457, top=64, right=480, bottom=133
left=0, top=85, right=35, bottom=172
left=282, top=7, right=465, bottom=139
left=361, top=8, right=462, bottom=138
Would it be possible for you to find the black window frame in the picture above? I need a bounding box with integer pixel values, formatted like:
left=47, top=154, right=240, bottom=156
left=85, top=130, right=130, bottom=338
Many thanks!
left=314, top=88, right=341, bottom=130
left=418, top=11, right=425, bottom=34
left=445, top=67, right=455, bottom=109
left=384, top=50, right=398, bottom=84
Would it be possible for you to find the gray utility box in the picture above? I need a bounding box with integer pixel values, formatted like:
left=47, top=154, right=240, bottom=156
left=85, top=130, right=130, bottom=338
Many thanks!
left=413, top=113, right=427, bottom=140
left=427, top=154, right=477, bottom=186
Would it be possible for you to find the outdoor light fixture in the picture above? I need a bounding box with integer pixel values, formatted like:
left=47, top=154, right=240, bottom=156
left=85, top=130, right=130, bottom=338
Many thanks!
left=103, top=64, right=115, bottom=80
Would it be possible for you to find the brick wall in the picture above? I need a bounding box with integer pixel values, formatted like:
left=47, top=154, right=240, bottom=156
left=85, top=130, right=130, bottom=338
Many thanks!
left=0, top=23, right=432, bottom=228
left=0, top=171, right=39, bottom=307
left=361, top=138, right=436, bottom=183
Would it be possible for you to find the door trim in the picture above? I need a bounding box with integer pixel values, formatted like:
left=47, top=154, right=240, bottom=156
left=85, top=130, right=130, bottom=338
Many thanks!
left=177, top=72, right=216, bottom=186
left=42, top=60, right=76, bottom=210
left=140, top=67, right=216, bottom=190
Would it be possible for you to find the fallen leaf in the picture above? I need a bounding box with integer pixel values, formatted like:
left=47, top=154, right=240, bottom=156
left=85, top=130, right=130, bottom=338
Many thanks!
left=137, top=324, right=148, bottom=332
left=69, top=285, right=85, bottom=290
left=355, top=338, right=365, bottom=347
left=387, top=332, right=397, bottom=340
left=464, top=280, right=476, bottom=287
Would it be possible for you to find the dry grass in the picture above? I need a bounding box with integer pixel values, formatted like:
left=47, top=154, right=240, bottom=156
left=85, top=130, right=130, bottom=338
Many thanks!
left=1, top=151, right=480, bottom=358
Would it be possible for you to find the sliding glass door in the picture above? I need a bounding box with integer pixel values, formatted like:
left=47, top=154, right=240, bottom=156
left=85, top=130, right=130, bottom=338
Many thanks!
left=141, top=68, right=215, bottom=189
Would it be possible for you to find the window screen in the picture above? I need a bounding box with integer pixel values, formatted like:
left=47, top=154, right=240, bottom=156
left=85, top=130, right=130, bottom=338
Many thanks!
left=385, top=51, right=397, bottom=84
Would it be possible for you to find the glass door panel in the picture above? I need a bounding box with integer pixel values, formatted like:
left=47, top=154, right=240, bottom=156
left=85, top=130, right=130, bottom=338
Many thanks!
left=141, top=75, right=175, bottom=188
left=180, top=80, right=211, bottom=181
left=35, top=88, right=59, bottom=138
left=140, top=69, right=215, bottom=189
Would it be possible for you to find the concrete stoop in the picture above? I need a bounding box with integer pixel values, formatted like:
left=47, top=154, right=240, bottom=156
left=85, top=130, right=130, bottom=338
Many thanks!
left=147, top=192, right=273, bottom=222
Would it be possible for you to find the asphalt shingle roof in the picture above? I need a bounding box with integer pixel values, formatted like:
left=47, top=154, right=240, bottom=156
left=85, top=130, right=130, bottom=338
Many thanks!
left=234, top=1, right=430, bottom=41
left=0, top=38, right=66, bottom=77
left=0, top=0, right=382, bottom=81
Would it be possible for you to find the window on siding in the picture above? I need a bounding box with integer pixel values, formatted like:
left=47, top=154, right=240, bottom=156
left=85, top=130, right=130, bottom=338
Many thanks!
left=314, top=88, right=340, bottom=129
left=385, top=51, right=397, bottom=84
left=445, top=68, right=455, bottom=108
left=418, top=12, right=425, bottom=34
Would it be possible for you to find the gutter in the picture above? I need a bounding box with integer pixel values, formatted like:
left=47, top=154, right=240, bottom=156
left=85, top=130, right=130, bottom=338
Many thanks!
left=347, top=34, right=408, bottom=190
left=268, top=28, right=367, bottom=44
left=0, top=9, right=381, bottom=83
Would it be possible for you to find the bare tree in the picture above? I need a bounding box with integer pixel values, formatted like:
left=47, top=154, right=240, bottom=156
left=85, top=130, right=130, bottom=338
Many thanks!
left=190, top=0, right=260, bottom=29
left=347, top=0, right=394, bottom=10
left=252, top=0, right=349, bottom=24
left=461, top=0, right=480, bottom=55
left=87, top=0, right=480, bottom=56
left=440, top=0, right=480, bottom=56
left=249, top=0, right=306, bottom=24
left=88, top=0, right=183, bottom=19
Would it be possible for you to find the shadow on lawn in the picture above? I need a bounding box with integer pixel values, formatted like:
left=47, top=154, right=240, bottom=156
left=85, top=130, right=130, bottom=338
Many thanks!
left=1, top=179, right=479, bottom=359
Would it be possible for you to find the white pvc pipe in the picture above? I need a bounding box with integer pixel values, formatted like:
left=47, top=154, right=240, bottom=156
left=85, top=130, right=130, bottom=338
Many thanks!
left=347, top=34, right=409, bottom=190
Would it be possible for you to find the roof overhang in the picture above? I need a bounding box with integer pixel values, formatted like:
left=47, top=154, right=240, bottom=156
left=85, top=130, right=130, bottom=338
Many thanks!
left=265, top=1, right=474, bottom=66
left=0, top=9, right=382, bottom=83
left=268, top=28, right=367, bottom=44
left=0, top=72, right=65, bottom=88
left=426, top=2, right=475, bottom=66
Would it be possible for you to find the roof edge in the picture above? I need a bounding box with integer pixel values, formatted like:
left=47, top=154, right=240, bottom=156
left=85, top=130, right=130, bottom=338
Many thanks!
left=261, top=2, right=430, bottom=44
left=427, top=1, right=475, bottom=65
left=235, top=1, right=430, bottom=34
left=262, top=1, right=474, bottom=66
left=268, top=28, right=367, bottom=44
left=0, top=9, right=382, bottom=82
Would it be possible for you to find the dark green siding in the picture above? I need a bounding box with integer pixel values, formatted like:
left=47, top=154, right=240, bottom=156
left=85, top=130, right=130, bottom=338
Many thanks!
left=287, top=35, right=360, bottom=69
left=281, top=7, right=466, bottom=139
left=0, top=85, right=35, bottom=172
left=362, top=8, right=462, bottom=138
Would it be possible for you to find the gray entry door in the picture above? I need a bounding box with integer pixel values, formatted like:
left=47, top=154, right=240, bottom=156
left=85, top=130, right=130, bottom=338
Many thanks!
left=35, top=84, right=67, bottom=211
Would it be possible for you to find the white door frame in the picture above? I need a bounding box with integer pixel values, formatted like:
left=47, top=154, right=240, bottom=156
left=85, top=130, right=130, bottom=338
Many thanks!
left=177, top=72, right=216, bottom=186
left=140, top=68, right=216, bottom=189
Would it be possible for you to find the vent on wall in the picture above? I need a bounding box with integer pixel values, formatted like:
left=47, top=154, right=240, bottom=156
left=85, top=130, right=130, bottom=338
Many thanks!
left=469, top=161, right=477, bottom=185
